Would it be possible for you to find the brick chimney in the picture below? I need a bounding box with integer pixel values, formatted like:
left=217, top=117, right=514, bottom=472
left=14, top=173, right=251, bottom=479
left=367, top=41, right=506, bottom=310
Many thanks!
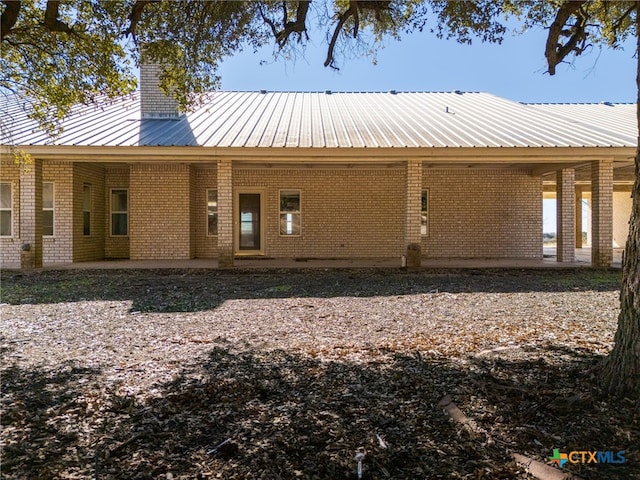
left=140, top=56, right=180, bottom=119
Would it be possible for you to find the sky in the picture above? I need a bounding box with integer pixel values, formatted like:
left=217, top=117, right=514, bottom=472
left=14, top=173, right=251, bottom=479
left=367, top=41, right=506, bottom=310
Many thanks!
left=218, top=22, right=637, bottom=104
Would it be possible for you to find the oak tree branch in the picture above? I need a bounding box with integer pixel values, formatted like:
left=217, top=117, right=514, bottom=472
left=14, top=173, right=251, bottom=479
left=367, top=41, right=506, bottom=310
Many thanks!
left=1, top=0, right=21, bottom=41
left=545, top=0, right=589, bottom=75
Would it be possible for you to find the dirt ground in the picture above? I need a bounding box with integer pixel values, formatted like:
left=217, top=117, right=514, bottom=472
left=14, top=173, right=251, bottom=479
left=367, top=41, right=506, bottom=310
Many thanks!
left=1, top=268, right=638, bottom=479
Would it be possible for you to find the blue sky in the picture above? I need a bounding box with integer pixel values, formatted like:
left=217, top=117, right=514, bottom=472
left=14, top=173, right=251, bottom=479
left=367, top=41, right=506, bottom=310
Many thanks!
left=219, top=23, right=637, bottom=104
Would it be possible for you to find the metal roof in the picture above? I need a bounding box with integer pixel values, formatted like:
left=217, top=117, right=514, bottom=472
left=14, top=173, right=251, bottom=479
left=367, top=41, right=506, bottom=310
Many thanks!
left=1, top=91, right=636, bottom=149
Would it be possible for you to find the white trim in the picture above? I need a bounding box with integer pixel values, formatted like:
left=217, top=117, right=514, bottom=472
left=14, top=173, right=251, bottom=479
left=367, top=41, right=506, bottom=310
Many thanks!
left=43, top=181, right=55, bottom=237
left=0, top=182, right=13, bottom=237
left=82, top=184, right=92, bottom=236
left=421, top=189, right=429, bottom=237
left=206, top=188, right=218, bottom=237
left=279, top=189, right=301, bottom=237
left=234, top=189, right=265, bottom=256
left=110, top=188, right=129, bottom=237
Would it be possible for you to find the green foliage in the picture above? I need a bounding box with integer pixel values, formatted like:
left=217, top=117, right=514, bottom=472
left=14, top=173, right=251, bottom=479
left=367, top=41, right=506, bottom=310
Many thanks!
left=133, top=1, right=269, bottom=110
left=1, top=0, right=137, bottom=135
left=1, top=0, right=638, bottom=131
left=11, top=147, right=33, bottom=174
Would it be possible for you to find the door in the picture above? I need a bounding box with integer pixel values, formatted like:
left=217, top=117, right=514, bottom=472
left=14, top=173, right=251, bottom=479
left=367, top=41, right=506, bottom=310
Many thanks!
left=236, top=191, right=264, bottom=255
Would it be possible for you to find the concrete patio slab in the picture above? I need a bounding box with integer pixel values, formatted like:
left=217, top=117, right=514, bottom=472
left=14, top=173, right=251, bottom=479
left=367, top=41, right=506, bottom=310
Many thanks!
left=0, top=248, right=623, bottom=271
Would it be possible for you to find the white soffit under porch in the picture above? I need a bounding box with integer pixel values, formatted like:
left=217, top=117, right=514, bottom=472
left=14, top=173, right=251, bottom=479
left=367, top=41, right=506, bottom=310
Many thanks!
left=1, top=91, right=637, bottom=149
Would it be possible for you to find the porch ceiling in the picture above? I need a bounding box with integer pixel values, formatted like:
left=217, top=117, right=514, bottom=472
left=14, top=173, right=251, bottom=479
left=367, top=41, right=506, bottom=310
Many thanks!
left=538, top=159, right=635, bottom=184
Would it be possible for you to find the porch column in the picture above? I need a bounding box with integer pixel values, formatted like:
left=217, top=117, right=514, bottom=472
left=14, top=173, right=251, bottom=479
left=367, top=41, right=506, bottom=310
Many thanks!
left=405, top=160, right=422, bottom=268
left=217, top=159, right=234, bottom=267
left=591, top=160, right=613, bottom=268
left=556, top=168, right=575, bottom=262
left=575, top=186, right=583, bottom=248
left=19, top=158, right=43, bottom=270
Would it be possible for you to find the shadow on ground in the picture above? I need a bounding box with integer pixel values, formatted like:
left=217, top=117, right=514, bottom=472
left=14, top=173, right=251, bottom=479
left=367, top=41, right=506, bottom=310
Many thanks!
left=2, top=340, right=637, bottom=479
left=0, top=268, right=622, bottom=313
left=0, top=349, right=102, bottom=478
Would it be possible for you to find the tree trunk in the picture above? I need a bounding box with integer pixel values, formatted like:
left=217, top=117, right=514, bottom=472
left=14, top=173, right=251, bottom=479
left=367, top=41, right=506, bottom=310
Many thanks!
left=599, top=2, right=640, bottom=397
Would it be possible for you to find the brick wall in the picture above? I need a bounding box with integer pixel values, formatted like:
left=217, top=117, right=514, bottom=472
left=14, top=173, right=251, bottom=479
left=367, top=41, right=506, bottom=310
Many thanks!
left=19, top=158, right=43, bottom=268
left=0, top=159, right=557, bottom=265
left=105, top=166, right=130, bottom=259
left=189, top=165, right=197, bottom=258
left=421, top=168, right=542, bottom=258
left=130, top=163, right=192, bottom=259
left=217, top=160, right=234, bottom=266
left=234, top=167, right=405, bottom=258
left=194, top=167, right=218, bottom=258
left=405, top=160, right=422, bottom=247
left=0, top=159, right=20, bottom=266
left=73, top=163, right=105, bottom=262
left=556, top=169, right=575, bottom=262
left=42, top=162, right=73, bottom=264
left=591, top=160, right=613, bottom=267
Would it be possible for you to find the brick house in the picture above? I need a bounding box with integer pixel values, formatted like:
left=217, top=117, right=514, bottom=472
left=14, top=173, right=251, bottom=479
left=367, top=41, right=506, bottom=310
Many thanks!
left=1, top=64, right=635, bottom=269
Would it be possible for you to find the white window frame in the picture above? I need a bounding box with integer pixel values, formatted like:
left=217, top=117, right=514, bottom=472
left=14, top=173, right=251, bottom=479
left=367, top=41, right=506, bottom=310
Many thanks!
left=83, top=184, right=92, bottom=236
left=0, top=182, right=12, bottom=237
left=421, top=189, right=429, bottom=236
left=279, top=189, right=301, bottom=237
left=206, top=188, right=218, bottom=236
left=110, top=188, right=129, bottom=237
left=43, top=181, right=55, bottom=237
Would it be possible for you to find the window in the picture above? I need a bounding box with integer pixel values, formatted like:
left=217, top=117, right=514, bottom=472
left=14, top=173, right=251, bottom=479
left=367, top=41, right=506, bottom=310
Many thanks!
left=83, top=184, right=91, bottom=236
left=207, top=189, right=218, bottom=236
left=421, top=190, right=429, bottom=236
left=110, top=189, right=128, bottom=236
left=279, top=190, right=300, bottom=236
left=43, top=182, right=54, bottom=236
left=0, top=182, right=11, bottom=236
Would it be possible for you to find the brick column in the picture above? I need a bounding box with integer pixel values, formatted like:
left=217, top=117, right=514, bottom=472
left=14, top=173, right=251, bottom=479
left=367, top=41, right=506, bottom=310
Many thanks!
left=217, top=159, right=234, bottom=267
left=404, top=160, right=422, bottom=268
left=556, top=169, right=575, bottom=262
left=591, top=160, right=613, bottom=268
left=575, top=186, right=583, bottom=248
left=20, top=158, right=43, bottom=270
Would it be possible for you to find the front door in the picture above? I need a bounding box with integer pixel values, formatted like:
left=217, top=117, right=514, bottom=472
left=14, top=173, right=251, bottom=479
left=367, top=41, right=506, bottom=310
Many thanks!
left=236, top=191, right=264, bottom=255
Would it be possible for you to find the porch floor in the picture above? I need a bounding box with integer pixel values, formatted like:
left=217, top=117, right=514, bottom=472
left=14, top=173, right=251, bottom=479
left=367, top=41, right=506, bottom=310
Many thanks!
left=1, top=248, right=623, bottom=271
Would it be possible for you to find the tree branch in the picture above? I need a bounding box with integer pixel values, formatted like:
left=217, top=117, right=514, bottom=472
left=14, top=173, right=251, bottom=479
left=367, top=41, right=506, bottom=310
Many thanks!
left=324, top=3, right=357, bottom=68
left=323, top=1, right=391, bottom=69
left=42, top=0, right=73, bottom=33
left=611, top=4, right=636, bottom=36
left=1, top=0, right=21, bottom=41
left=123, top=0, right=155, bottom=38
left=276, top=0, right=309, bottom=47
left=545, top=0, right=589, bottom=75
left=259, top=3, right=280, bottom=40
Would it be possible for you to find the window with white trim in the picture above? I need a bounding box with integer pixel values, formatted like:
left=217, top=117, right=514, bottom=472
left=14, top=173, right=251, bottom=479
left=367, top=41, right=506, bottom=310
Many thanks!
left=110, top=189, right=128, bottom=236
left=421, top=190, right=429, bottom=236
left=279, top=190, right=300, bottom=236
left=207, top=189, right=218, bottom=236
left=0, top=182, right=12, bottom=236
left=83, top=184, right=91, bottom=236
left=43, top=182, right=54, bottom=236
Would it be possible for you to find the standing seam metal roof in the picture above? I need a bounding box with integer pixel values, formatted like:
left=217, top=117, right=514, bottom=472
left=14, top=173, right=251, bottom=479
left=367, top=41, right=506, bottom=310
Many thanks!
left=1, top=91, right=636, bottom=148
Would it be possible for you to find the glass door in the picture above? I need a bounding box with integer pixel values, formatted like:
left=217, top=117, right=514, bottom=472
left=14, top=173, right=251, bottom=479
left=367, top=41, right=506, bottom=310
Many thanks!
left=237, top=192, right=262, bottom=253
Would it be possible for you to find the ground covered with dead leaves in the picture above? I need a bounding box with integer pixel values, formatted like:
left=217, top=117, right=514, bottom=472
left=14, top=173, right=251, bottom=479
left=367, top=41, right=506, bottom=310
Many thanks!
left=1, top=268, right=638, bottom=479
